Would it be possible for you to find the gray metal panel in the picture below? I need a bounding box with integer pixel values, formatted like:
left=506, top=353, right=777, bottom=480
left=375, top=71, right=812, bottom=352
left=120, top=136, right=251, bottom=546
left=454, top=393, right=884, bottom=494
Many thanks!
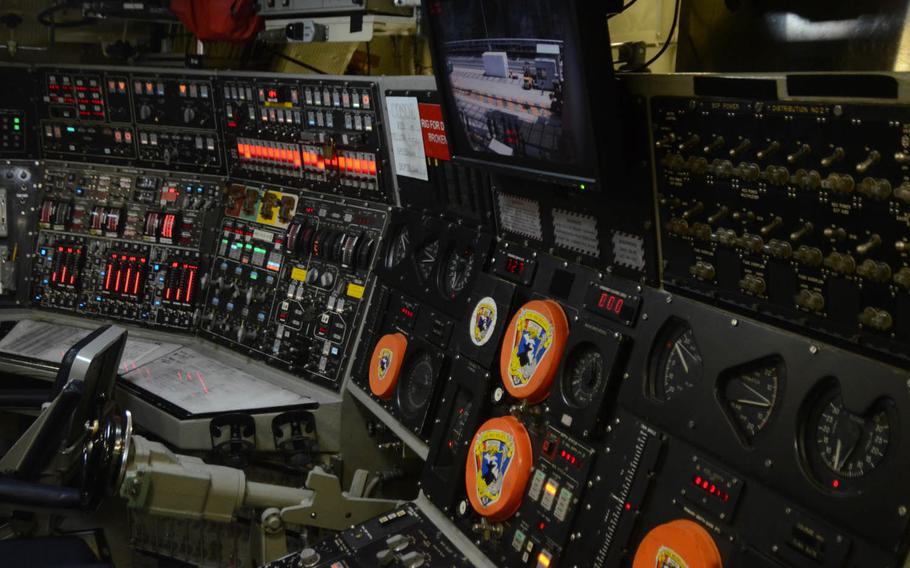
left=347, top=381, right=429, bottom=460
left=676, top=1, right=910, bottom=72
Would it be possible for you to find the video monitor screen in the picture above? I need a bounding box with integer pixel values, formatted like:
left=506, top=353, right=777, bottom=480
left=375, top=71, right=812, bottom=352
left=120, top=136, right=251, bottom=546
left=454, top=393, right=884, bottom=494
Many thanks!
left=427, top=0, right=605, bottom=183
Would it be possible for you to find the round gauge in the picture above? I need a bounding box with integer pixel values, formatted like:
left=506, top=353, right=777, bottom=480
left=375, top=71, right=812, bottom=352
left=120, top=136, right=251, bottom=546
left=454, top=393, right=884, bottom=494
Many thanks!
left=440, top=245, right=475, bottom=299
left=385, top=226, right=410, bottom=269
left=648, top=319, right=703, bottom=402
left=719, top=358, right=783, bottom=442
left=397, top=352, right=436, bottom=421
left=562, top=344, right=605, bottom=408
left=805, top=386, right=891, bottom=483
left=416, top=239, right=440, bottom=283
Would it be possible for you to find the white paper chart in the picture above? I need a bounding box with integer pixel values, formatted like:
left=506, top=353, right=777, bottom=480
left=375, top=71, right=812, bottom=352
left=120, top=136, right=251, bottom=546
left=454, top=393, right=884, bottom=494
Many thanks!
left=0, top=320, right=180, bottom=372
left=121, top=347, right=312, bottom=415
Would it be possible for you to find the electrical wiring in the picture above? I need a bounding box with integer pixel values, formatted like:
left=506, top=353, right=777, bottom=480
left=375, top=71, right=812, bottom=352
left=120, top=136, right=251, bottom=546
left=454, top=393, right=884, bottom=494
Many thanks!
left=618, top=0, right=681, bottom=73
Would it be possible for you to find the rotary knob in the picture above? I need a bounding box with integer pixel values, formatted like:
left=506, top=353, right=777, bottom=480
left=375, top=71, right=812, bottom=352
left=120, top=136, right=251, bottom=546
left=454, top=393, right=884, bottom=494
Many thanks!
left=318, top=271, right=335, bottom=289
left=139, top=104, right=152, bottom=120
left=298, top=547, right=320, bottom=567
left=182, top=107, right=196, bottom=124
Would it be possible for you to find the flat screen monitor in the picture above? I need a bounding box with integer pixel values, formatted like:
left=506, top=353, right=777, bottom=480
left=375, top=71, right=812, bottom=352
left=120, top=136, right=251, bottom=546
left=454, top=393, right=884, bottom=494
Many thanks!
left=425, top=0, right=618, bottom=188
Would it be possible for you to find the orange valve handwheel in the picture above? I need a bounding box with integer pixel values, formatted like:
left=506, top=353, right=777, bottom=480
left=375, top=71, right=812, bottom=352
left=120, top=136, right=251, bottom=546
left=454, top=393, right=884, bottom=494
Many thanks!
left=499, top=299, right=569, bottom=403
left=368, top=333, right=408, bottom=399
left=632, top=519, right=723, bottom=568
left=464, top=416, right=533, bottom=522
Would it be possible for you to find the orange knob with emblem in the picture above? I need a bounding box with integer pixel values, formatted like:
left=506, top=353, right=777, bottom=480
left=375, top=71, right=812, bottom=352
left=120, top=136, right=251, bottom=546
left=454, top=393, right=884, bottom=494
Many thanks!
left=499, top=299, right=569, bottom=403
left=368, top=333, right=408, bottom=399
left=633, top=519, right=723, bottom=568
left=464, top=416, right=533, bottom=522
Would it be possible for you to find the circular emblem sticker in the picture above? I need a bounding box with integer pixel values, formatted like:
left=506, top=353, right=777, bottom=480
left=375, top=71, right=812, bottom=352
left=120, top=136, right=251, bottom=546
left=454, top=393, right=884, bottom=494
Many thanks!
left=464, top=416, right=532, bottom=522
left=632, top=520, right=722, bottom=568
left=499, top=299, right=568, bottom=403
left=469, top=296, right=498, bottom=347
left=369, top=333, right=408, bottom=399
left=377, top=348, right=394, bottom=380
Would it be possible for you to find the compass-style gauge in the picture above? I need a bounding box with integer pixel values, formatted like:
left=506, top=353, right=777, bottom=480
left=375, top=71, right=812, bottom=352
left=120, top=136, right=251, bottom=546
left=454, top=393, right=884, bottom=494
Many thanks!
left=718, top=357, right=784, bottom=443
left=415, top=239, right=440, bottom=283
left=465, top=416, right=533, bottom=522
left=562, top=344, right=606, bottom=408
left=440, top=245, right=476, bottom=300
left=368, top=333, right=408, bottom=399
left=385, top=225, right=410, bottom=269
left=633, top=520, right=723, bottom=568
left=648, top=318, right=703, bottom=402
left=396, top=351, right=438, bottom=429
left=499, top=299, right=569, bottom=403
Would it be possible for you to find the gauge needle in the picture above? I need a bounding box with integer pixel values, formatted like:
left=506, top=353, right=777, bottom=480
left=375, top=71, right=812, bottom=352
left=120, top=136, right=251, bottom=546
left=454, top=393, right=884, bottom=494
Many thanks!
left=835, top=438, right=859, bottom=471
left=674, top=343, right=689, bottom=373
left=742, top=382, right=771, bottom=405
left=734, top=398, right=771, bottom=408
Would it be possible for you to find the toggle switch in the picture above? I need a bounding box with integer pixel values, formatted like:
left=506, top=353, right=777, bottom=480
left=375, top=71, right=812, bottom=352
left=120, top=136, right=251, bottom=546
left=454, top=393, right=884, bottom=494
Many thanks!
left=856, top=150, right=881, bottom=174
left=786, top=143, right=811, bottom=164
left=729, top=138, right=751, bottom=159
left=756, top=140, right=780, bottom=161
left=820, top=147, right=845, bottom=167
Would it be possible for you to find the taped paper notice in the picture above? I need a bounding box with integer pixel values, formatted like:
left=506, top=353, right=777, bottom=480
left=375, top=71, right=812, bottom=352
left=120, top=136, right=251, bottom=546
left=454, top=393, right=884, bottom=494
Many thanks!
left=496, top=193, right=542, bottom=240
left=0, top=320, right=180, bottom=372
left=386, top=96, right=428, bottom=181
left=612, top=231, right=646, bottom=271
left=122, top=347, right=311, bottom=415
left=553, top=209, right=599, bottom=257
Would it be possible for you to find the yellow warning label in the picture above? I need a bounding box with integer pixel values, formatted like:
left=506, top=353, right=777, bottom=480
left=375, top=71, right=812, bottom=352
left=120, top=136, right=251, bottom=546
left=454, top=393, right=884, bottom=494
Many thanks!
left=291, top=267, right=307, bottom=282
left=347, top=283, right=365, bottom=299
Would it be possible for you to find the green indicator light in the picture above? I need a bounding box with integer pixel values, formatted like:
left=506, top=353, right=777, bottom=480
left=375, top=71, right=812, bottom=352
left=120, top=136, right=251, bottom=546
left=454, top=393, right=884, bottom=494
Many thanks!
left=13, top=117, right=19, bottom=124
left=244, top=243, right=253, bottom=250
left=254, top=247, right=267, bottom=254
left=579, top=183, right=586, bottom=190
left=13, top=125, right=19, bottom=131
left=221, top=239, right=229, bottom=244
left=66, top=126, right=76, bottom=133
left=250, top=272, right=259, bottom=280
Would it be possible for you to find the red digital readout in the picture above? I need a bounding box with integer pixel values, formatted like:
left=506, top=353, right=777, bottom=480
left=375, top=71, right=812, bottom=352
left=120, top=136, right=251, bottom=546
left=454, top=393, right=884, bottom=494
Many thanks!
left=597, top=291, right=625, bottom=316
left=505, top=257, right=526, bottom=275
left=559, top=449, right=582, bottom=468
left=692, top=475, right=730, bottom=503
left=400, top=307, right=415, bottom=318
